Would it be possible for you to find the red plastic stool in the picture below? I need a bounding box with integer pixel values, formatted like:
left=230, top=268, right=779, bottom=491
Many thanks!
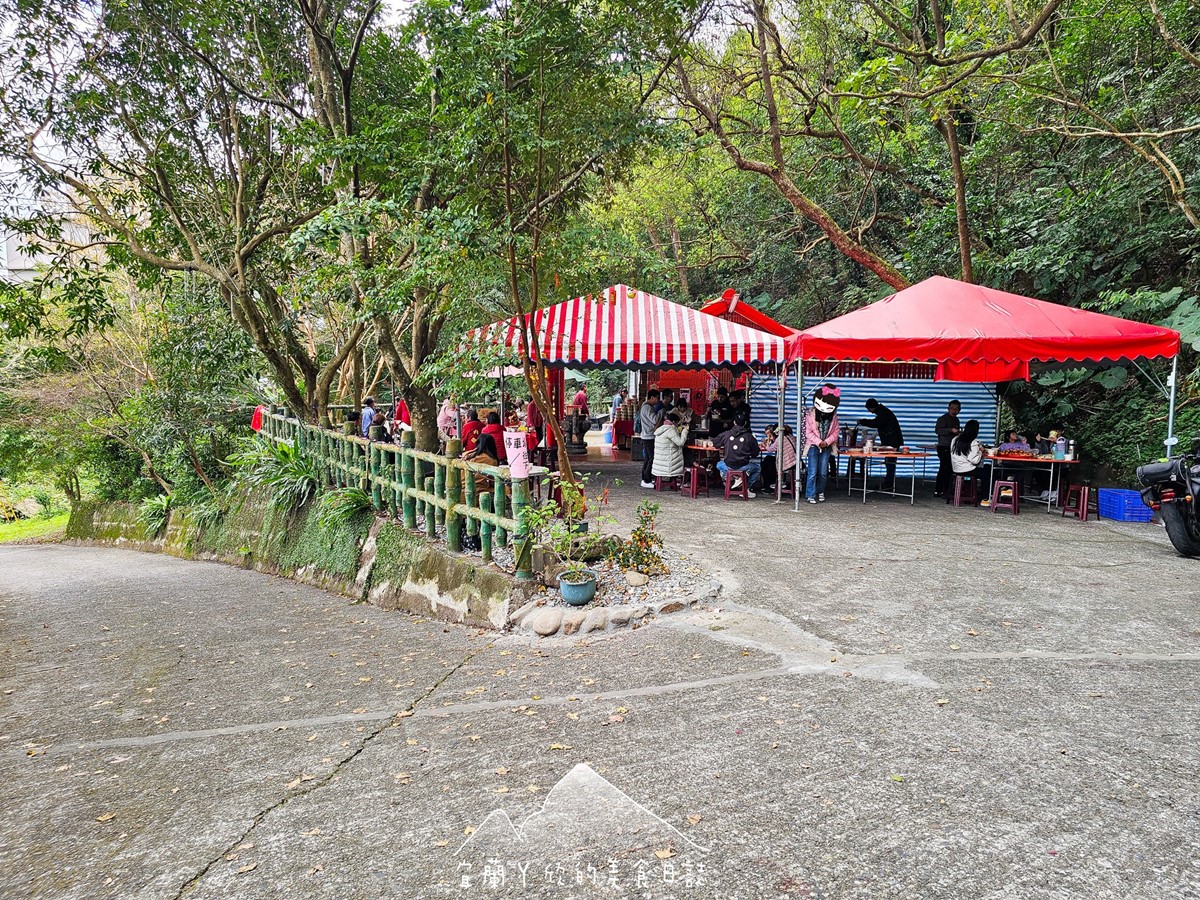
left=654, top=476, right=681, bottom=492
left=682, top=463, right=710, bottom=498
left=724, top=469, right=750, bottom=501
left=1062, top=484, right=1090, bottom=521
left=990, top=479, right=1019, bottom=515
left=952, top=475, right=978, bottom=507
left=778, top=469, right=796, bottom=499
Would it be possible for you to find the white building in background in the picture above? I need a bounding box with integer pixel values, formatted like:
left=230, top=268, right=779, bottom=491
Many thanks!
left=0, top=231, right=41, bottom=283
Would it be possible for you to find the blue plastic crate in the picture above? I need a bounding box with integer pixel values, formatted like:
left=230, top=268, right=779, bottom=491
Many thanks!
left=1097, top=488, right=1154, bottom=522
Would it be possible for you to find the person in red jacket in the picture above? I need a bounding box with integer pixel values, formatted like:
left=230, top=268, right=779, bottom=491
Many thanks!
left=481, top=412, right=507, bottom=462
left=525, top=396, right=544, bottom=446
left=460, top=408, right=483, bottom=453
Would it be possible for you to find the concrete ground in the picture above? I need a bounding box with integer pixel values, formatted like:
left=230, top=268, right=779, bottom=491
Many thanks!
left=3, top=465, right=1200, bottom=900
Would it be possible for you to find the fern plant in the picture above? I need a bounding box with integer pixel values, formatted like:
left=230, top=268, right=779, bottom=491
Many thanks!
left=138, top=494, right=173, bottom=536
left=227, top=439, right=320, bottom=511
left=316, top=487, right=374, bottom=528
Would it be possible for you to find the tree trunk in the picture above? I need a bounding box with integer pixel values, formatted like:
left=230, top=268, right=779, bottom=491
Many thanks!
left=769, top=171, right=910, bottom=289
left=406, top=387, right=439, bottom=453
left=936, top=110, right=973, bottom=283
left=668, top=217, right=690, bottom=297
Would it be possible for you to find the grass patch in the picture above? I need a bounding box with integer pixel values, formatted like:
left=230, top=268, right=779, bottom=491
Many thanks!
left=0, top=512, right=69, bottom=544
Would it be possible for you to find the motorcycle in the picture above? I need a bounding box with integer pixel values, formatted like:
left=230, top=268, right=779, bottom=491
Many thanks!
left=1137, top=434, right=1200, bottom=557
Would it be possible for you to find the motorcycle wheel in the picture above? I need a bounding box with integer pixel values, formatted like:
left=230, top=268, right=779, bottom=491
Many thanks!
left=1161, top=501, right=1200, bottom=558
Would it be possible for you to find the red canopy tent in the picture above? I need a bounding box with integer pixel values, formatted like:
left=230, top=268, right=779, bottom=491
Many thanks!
left=699, top=288, right=801, bottom=339
left=781, top=276, right=1183, bottom=509
left=469, top=284, right=790, bottom=369
left=787, top=276, right=1180, bottom=382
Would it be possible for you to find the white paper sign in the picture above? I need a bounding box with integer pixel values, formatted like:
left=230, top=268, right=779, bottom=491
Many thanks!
left=503, top=430, right=530, bottom=478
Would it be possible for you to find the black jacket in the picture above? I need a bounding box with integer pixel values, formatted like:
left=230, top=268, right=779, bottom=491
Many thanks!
left=717, top=424, right=761, bottom=469
left=860, top=404, right=904, bottom=447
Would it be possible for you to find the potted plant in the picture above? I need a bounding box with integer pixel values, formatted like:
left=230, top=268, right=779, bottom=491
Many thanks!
left=552, top=479, right=620, bottom=605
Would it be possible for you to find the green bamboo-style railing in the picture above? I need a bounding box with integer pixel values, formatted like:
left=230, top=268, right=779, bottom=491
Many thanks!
left=260, top=409, right=538, bottom=580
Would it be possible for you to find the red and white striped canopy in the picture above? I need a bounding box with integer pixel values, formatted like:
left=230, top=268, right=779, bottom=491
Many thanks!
left=467, top=284, right=790, bottom=369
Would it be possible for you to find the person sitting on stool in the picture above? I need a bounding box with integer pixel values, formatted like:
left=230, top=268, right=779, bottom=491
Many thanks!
left=949, top=418, right=985, bottom=504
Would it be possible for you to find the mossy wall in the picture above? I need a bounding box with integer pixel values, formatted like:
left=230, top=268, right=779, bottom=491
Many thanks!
left=66, top=500, right=157, bottom=547
left=366, top=522, right=514, bottom=630
left=67, top=487, right=520, bottom=629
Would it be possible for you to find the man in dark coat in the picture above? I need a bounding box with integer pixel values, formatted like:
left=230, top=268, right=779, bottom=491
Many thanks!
left=858, top=398, right=904, bottom=491
left=934, top=400, right=961, bottom=496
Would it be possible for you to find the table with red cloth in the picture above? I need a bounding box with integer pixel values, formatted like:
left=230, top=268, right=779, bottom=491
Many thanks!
left=613, top=419, right=635, bottom=449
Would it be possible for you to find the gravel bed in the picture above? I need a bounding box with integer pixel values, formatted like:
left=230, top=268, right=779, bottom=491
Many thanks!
left=540, top=547, right=713, bottom=609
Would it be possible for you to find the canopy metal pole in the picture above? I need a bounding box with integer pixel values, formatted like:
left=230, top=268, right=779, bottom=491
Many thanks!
left=794, top=360, right=804, bottom=511
left=994, top=387, right=1002, bottom=445
left=1166, top=354, right=1179, bottom=453
left=775, top=363, right=787, bottom=503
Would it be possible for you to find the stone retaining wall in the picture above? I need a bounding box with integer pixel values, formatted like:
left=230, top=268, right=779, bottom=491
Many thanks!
left=66, top=492, right=523, bottom=630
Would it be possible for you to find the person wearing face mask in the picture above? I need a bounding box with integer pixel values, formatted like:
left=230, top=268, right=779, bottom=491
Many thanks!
left=803, top=383, right=841, bottom=504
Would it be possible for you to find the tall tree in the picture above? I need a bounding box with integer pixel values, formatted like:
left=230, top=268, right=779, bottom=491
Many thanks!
left=0, top=0, right=379, bottom=422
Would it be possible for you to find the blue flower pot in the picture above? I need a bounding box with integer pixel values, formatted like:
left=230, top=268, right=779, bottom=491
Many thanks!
left=558, top=569, right=598, bottom=606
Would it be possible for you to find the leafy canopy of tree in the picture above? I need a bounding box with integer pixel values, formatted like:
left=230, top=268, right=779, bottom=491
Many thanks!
left=1, top=0, right=1198, bottom=498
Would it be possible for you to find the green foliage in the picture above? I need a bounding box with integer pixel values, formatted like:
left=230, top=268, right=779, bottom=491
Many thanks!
left=137, top=493, right=172, bottom=536
left=610, top=500, right=666, bottom=575
left=228, top=439, right=320, bottom=512
left=0, top=512, right=69, bottom=544
left=279, top=498, right=371, bottom=580
left=545, top=477, right=617, bottom=576
left=316, top=487, right=375, bottom=529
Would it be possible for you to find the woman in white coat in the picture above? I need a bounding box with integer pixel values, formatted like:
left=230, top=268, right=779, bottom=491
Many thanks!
left=651, top=413, right=688, bottom=479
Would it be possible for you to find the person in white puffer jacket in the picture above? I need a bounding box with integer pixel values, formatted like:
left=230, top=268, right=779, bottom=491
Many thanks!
left=651, top=414, right=688, bottom=480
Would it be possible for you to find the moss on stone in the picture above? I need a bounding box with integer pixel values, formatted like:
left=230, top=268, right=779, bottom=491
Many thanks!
left=66, top=486, right=517, bottom=630
left=65, top=502, right=99, bottom=540
left=369, top=521, right=424, bottom=590
left=279, top=504, right=370, bottom=580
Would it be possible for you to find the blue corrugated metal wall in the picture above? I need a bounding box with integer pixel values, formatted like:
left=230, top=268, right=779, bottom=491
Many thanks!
left=747, top=374, right=998, bottom=481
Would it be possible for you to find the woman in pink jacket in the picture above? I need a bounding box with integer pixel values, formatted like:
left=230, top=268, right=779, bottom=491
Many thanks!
left=803, top=383, right=841, bottom=504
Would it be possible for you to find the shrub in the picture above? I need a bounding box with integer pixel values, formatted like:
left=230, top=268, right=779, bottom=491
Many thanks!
left=316, top=487, right=374, bottom=528
left=227, top=439, right=320, bottom=511
left=610, top=500, right=666, bottom=575
left=138, top=493, right=172, bottom=536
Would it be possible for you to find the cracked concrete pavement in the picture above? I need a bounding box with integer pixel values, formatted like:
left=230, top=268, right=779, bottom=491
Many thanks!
left=2, top=481, right=1200, bottom=899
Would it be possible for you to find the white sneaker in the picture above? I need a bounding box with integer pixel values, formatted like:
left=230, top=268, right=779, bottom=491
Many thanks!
left=818, top=493, right=826, bottom=502
left=640, top=480, right=654, bottom=488
left=808, top=497, right=817, bottom=504
left=730, top=477, right=743, bottom=490
left=746, top=490, right=756, bottom=499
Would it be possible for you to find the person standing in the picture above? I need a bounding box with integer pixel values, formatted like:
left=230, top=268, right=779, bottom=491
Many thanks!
left=708, top=386, right=732, bottom=434
left=803, top=384, right=841, bottom=503
left=437, top=397, right=459, bottom=441
left=525, top=396, right=544, bottom=447
left=571, top=383, right=589, bottom=418
left=858, top=398, right=904, bottom=491
left=360, top=397, right=377, bottom=437
left=610, top=387, right=628, bottom=422
left=729, top=389, right=751, bottom=427
left=639, top=389, right=663, bottom=488
left=934, top=400, right=962, bottom=497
